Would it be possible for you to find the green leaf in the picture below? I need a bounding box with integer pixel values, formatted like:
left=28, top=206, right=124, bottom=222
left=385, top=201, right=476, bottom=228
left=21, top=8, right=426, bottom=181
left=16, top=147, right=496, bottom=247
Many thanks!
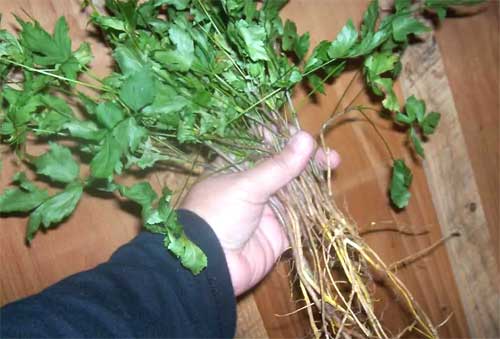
left=421, top=111, right=441, bottom=135
left=374, top=78, right=399, bottom=111
left=18, top=16, right=71, bottom=65
left=405, top=95, right=426, bottom=123
left=112, top=117, right=147, bottom=153
left=119, top=182, right=157, bottom=208
left=153, top=27, right=195, bottom=72
left=53, top=16, right=71, bottom=57
left=282, top=20, right=297, bottom=51
left=395, top=0, right=412, bottom=11
left=90, top=134, right=122, bottom=179
left=0, top=188, right=49, bottom=213
left=154, top=0, right=190, bottom=10
left=142, top=84, right=187, bottom=120
left=390, top=159, right=413, bottom=208
left=361, top=0, right=379, bottom=37
left=308, top=74, right=325, bottom=95
left=91, top=14, right=126, bottom=32
left=74, top=42, right=93, bottom=67
left=33, top=142, right=80, bottom=183
left=364, top=52, right=399, bottom=78
left=392, top=16, right=430, bottom=42
left=236, top=19, right=269, bottom=62
left=328, top=19, right=358, bottom=59
left=409, top=126, right=425, bottom=157
left=96, top=101, right=125, bottom=129
left=294, top=32, right=310, bottom=60
left=113, top=46, right=143, bottom=75
left=166, top=232, right=207, bottom=275
left=0, top=174, right=49, bottom=213
left=395, top=111, right=415, bottom=125
left=64, top=120, right=106, bottom=141
left=33, top=110, right=71, bottom=135
left=26, top=183, right=83, bottom=243
left=119, top=69, right=156, bottom=111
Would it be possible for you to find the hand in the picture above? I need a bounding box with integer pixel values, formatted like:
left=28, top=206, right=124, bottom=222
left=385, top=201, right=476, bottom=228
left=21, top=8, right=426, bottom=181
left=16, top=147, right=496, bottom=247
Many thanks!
left=180, top=131, right=340, bottom=296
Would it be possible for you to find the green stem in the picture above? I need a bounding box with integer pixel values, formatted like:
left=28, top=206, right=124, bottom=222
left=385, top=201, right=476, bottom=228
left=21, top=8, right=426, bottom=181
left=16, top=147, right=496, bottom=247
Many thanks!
left=0, top=57, right=112, bottom=92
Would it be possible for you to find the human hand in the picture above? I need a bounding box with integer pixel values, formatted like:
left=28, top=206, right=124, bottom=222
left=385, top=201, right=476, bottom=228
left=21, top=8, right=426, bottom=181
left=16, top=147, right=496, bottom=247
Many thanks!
left=180, top=131, right=340, bottom=296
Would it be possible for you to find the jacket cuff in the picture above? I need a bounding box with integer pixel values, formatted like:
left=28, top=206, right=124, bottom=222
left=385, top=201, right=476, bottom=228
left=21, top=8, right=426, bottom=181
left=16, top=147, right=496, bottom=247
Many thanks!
left=177, top=209, right=237, bottom=337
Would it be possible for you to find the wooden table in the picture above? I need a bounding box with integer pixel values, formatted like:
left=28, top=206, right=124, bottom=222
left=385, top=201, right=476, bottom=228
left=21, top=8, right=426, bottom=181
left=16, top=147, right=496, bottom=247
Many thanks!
left=1, top=1, right=498, bottom=338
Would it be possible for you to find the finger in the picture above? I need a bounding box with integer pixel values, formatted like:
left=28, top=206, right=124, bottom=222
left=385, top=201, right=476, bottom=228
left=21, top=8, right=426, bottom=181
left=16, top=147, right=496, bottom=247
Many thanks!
left=242, top=131, right=315, bottom=200
left=314, top=148, right=341, bottom=170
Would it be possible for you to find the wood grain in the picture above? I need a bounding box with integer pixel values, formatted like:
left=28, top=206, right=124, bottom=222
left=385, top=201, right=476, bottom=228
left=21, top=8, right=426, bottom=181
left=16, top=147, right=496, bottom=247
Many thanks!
left=399, top=8, right=500, bottom=337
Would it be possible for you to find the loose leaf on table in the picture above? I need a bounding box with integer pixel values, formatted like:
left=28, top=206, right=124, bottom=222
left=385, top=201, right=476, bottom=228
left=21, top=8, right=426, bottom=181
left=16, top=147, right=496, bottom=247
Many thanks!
left=33, top=142, right=80, bottom=183
left=26, top=183, right=83, bottom=243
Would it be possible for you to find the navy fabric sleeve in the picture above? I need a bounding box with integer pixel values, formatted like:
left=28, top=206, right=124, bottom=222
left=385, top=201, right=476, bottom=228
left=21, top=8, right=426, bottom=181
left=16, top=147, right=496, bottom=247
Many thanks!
left=0, top=209, right=236, bottom=338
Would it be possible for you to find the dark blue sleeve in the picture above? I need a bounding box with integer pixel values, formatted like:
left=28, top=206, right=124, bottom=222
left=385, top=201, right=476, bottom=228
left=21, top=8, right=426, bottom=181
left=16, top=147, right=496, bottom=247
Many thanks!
left=0, top=209, right=236, bottom=338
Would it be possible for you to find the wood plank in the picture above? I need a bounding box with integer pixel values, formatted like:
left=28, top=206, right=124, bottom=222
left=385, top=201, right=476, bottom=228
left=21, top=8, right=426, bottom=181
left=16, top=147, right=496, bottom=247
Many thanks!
left=434, top=3, right=499, bottom=265
left=398, top=9, right=500, bottom=337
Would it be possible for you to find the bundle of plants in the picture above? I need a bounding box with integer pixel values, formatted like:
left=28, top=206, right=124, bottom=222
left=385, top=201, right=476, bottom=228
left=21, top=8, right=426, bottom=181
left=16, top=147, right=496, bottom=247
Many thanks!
left=0, top=0, right=481, bottom=337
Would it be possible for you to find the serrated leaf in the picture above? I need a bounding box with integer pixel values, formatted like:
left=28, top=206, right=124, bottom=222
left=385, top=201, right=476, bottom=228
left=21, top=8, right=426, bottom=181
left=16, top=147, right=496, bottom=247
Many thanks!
left=96, top=101, right=125, bottom=129
left=282, top=20, right=297, bottom=51
left=308, top=74, right=325, bottom=95
left=395, top=111, right=414, bottom=125
left=33, top=142, right=80, bottom=183
left=0, top=175, right=49, bottom=213
left=119, top=182, right=157, bottom=206
left=236, top=19, right=269, bottom=62
left=374, top=78, right=399, bottom=111
left=153, top=26, right=195, bottom=72
left=390, top=159, right=413, bottom=208
left=26, top=183, right=83, bottom=243
left=91, top=14, right=126, bottom=32
left=294, top=32, right=310, bottom=60
left=392, top=15, right=430, bottom=42
left=18, top=16, right=71, bottom=66
left=112, top=117, right=147, bottom=153
left=90, top=134, right=122, bottom=179
left=328, top=19, right=358, bottom=59
left=409, top=126, right=425, bottom=157
left=119, top=69, right=156, bottom=111
left=364, top=52, right=399, bottom=78
left=113, top=46, right=143, bottom=76
left=64, top=120, right=106, bottom=141
left=421, top=111, right=441, bottom=135
left=405, top=95, right=426, bottom=123
left=361, top=0, right=379, bottom=37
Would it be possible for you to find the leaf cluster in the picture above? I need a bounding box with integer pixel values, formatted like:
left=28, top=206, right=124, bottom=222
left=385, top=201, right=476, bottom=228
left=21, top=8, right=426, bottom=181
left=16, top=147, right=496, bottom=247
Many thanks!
left=0, top=0, right=482, bottom=270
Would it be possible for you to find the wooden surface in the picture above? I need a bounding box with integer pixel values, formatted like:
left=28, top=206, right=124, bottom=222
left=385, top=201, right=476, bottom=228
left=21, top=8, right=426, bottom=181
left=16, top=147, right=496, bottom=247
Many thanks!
left=0, top=1, right=498, bottom=339
left=399, top=12, right=500, bottom=337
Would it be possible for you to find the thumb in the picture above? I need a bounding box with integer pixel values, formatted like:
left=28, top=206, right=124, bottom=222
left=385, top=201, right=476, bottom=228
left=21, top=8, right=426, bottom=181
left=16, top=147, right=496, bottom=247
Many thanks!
left=242, top=131, right=315, bottom=200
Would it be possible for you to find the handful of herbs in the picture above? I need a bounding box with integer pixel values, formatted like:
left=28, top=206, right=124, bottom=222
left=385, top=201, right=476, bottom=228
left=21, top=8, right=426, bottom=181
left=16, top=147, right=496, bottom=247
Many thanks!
left=0, top=0, right=481, bottom=337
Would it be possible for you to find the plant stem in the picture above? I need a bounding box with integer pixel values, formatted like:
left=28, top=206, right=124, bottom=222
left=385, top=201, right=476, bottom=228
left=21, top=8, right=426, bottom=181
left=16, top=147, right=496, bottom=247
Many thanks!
left=0, top=57, right=112, bottom=92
